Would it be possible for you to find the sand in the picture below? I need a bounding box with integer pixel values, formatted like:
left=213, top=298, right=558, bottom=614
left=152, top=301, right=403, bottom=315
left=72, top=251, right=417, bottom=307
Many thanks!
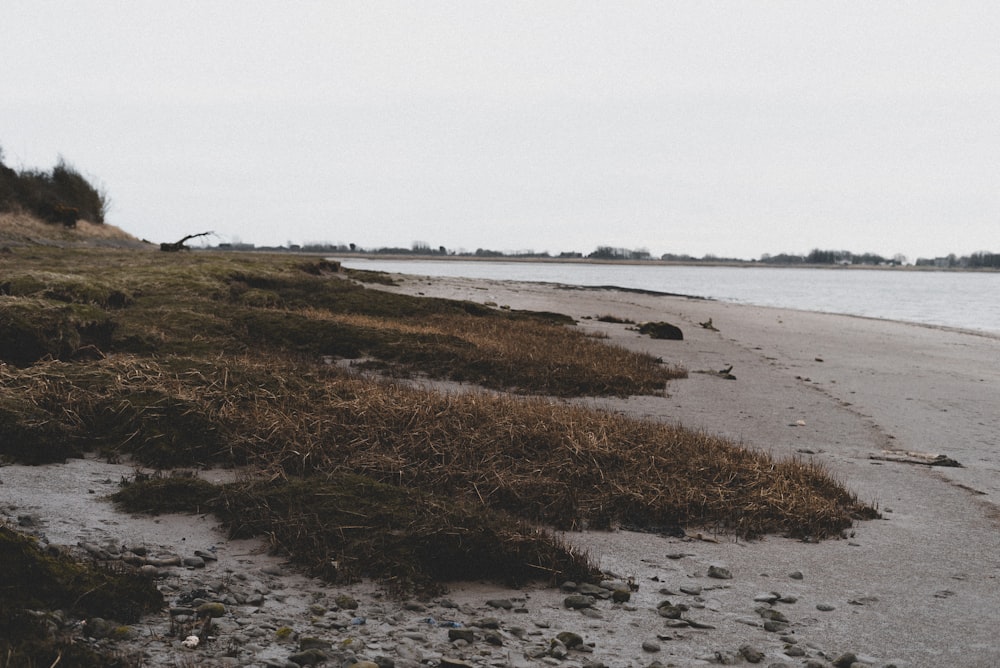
left=378, top=274, right=1000, bottom=665
left=3, top=273, right=999, bottom=666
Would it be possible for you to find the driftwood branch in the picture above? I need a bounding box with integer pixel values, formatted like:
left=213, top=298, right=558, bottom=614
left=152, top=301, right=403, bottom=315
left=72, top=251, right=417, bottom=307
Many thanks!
left=869, top=450, right=962, bottom=467
left=160, top=231, right=212, bottom=252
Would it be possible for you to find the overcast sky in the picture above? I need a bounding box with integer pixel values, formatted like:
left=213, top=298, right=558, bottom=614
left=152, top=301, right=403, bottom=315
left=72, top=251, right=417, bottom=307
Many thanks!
left=4, top=2, right=999, bottom=260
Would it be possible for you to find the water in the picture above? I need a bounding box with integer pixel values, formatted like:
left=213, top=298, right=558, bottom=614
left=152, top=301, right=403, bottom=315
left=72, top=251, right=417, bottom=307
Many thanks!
left=336, top=258, right=1000, bottom=335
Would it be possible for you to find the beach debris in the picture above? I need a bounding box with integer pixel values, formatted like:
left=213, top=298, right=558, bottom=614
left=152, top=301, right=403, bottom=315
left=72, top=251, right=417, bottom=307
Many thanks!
left=159, top=231, right=212, bottom=252
left=869, top=450, right=963, bottom=467
left=637, top=321, right=684, bottom=340
left=694, top=365, right=736, bottom=380
left=182, top=634, right=200, bottom=648
left=699, top=318, right=719, bottom=331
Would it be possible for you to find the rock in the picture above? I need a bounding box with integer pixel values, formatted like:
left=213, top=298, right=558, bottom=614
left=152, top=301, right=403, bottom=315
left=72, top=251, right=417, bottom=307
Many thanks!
left=758, top=608, right=789, bottom=623
left=147, top=555, right=182, bottom=568
left=447, top=628, right=475, bottom=644
left=657, top=604, right=684, bottom=619
left=335, top=594, right=359, bottom=610
left=642, top=640, right=660, bottom=653
left=472, top=617, right=500, bottom=629
left=288, top=649, right=329, bottom=666
left=679, top=585, right=703, bottom=596
left=196, top=602, right=226, bottom=618
left=549, top=639, right=568, bottom=659
left=788, top=571, right=804, bottom=580
left=560, top=581, right=578, bottom=592
left=183, top=556, right=206, bottom=568
left=578, top=583, right=611, bottom=598
left=816, top=603, right=836, bottom=612
left=707, top=564, right=733, bottom=580
left=832, top=652, right=859, bottom=667
left=563, top=594, right=594, bottom=609
left=785, top=645, right=806, bottom=657
left=763, top=620, right=788, bottom=633
left=753, top=592, right=780, bottom=604
left=299, top=637, right=332, bottom=651
left=611, top=589, right=631, bottom=603
left=739, top=645, right=765, bottom=663
left=556, top=631, right=583, bottom=649
left=483, top=630, right=503, bottom=646
left=638, top=321, right=684, bottom=340
left=486, top=598, right=513, bottom=609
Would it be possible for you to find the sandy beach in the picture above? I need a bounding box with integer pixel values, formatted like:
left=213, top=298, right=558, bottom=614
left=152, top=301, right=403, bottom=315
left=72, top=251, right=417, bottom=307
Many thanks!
left=3, top=273, right=999, bottom=667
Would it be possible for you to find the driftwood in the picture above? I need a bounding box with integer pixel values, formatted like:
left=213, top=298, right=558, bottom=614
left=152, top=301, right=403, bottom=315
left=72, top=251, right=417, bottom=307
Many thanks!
left=160, top=231, right=212, bottom=252
left=869, top=450, right=962, bottom=467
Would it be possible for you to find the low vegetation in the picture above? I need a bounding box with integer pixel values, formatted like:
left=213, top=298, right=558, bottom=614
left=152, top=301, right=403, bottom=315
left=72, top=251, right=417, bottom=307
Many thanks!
left=0, top=228, right=877, bottom=662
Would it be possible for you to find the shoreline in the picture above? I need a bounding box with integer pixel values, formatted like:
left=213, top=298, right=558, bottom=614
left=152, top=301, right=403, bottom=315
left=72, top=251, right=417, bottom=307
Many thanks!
left=3, top=273, right=999, bottom=666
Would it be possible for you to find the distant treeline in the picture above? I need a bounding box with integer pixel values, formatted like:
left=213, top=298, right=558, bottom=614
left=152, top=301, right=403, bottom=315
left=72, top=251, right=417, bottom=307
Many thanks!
left=219, top=240, right=999, bottom=268
left=0, top=145, right=108, bottom=226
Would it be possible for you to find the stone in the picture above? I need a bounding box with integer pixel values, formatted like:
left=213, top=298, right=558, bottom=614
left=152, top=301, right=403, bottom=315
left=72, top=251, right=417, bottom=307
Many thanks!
left=287, top=649, right=328, bottom=666
left=447, top=628, right=475, bottom=644
left=707, top=564, right=733, bottom=580
left=831, top=652, right=858, bottom=667
left=483, top=630, right=503, bottom=646
left=486, top=598, right=513, bottom=609
left=638, top=321, right=684, bottom=340
left=680, top=585, right=703, bottom=596
left=788, top=571, right=804, bottom=580
left=335, top=594, right=359, bottom=610
left=472, top=617, right=500, bottom=629
left=656, top=604, right=683, bottom=619
left=642, top=640, right=661, bottom=653
left=299, top=637, right=332, bottom=651
left=556, top=631, right=583, bottom=649
left=196, top=602, right=226, bottom=618
left=739, top=645, right=765, bottom=663
left=563, top=594, right=594, bottom=609
left=816, top=603, right=835, bottom=612
left=578, top=583, right=611, bottom=598
left=183, top=556, right=206, bottom=568
left=611, top=589, right=631, bottom=603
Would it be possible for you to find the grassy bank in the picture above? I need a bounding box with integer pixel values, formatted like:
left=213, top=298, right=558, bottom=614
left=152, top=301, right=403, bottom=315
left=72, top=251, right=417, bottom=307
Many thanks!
left=1, top=243, right=876, bottom=595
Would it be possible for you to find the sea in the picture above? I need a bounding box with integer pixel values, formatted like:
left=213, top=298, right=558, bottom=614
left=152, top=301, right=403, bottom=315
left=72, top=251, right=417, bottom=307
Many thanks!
left=335, top=258, right=1000, bottom=336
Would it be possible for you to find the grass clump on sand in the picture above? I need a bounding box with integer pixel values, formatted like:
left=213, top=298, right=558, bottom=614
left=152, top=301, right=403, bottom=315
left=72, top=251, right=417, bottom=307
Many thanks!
left=0, top=238, right=878, bottom=596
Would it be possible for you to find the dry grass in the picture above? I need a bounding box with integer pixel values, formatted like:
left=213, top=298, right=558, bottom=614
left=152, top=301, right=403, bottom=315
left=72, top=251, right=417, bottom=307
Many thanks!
left=0, top=239, right=878, bottom=595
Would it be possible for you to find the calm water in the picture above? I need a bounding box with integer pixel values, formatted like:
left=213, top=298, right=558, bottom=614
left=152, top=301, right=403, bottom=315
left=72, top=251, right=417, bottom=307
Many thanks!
left=336, top=258, right=1000, bottom=335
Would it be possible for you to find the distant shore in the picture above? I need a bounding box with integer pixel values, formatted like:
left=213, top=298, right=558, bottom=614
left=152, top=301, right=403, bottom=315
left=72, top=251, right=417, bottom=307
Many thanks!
left=328, top=251, right=999, bottom=272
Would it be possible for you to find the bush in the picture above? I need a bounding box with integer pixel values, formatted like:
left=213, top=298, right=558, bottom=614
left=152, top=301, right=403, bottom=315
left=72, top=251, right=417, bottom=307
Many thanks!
left=0, top=147, right=109, bottom=224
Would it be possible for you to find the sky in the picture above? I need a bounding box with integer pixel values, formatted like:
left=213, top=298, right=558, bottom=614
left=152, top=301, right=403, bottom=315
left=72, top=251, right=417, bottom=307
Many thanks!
left=3, top=2, right=999, bottom=261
